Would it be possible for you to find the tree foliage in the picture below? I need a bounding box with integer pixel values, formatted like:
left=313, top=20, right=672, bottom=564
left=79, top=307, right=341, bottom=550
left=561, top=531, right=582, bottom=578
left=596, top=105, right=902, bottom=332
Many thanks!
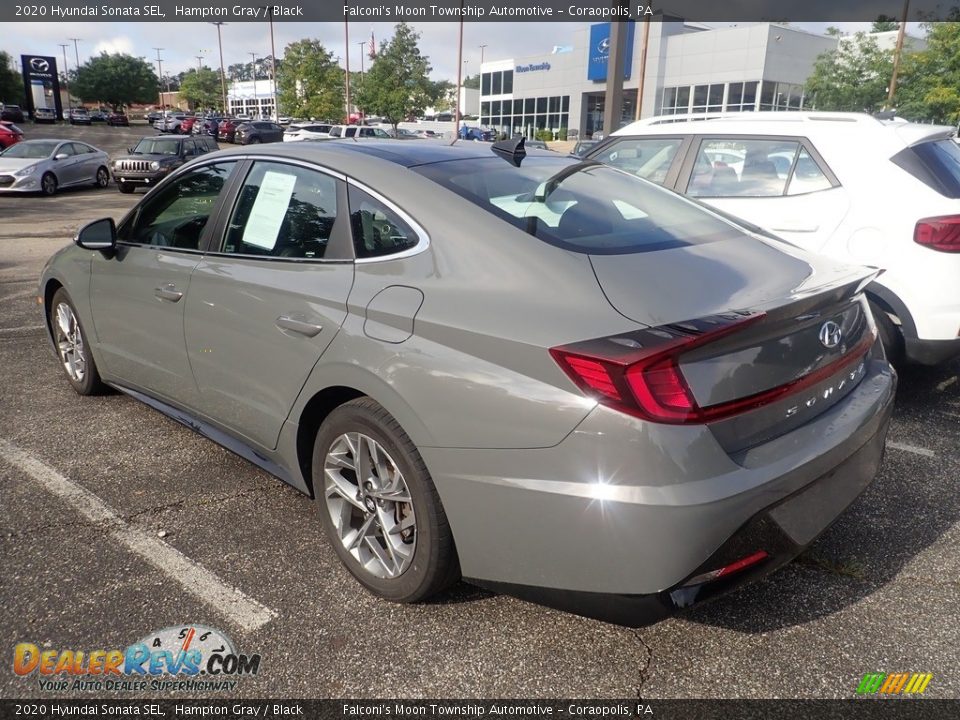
left=276, top=39, right=343, bottom=121
left=462, top=73, right=480, bottom=89
left=896, top=23, right=960, bottom=124
left=871, top=17, right=900, bottom=32
left=353, top=23, right=434, bottom=128
left=805, top=33, right=893, bottom=113
left=0, top=51, right=23, bottom=105
left=70, top=53, right=157, bottom=109
left=178, top=67, right=223, bottom=111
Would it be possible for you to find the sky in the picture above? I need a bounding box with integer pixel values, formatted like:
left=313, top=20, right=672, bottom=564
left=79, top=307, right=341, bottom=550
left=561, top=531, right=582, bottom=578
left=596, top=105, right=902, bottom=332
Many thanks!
left=0, top=21, right=922, bottom=81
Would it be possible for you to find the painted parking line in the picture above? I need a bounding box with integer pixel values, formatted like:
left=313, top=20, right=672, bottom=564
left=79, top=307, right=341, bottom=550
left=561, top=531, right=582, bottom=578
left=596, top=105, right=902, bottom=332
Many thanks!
left=935, top=376, right=957, bottom=393
left=0, top=288, right=38, bottom=303
left=0, top=325, right=45, bottom=336
left=886, top=441, right=937, bottom=459
left=0, top=438, right=277, bottom=633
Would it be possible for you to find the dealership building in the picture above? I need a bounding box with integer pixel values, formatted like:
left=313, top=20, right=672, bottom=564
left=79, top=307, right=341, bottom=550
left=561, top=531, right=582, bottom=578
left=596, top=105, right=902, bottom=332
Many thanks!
left=479, top=21, right=846, bottom=138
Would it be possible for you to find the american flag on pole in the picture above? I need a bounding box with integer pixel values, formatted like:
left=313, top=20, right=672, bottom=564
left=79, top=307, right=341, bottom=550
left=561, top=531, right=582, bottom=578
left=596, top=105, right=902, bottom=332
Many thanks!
left=369, top=28, right=377, bottom=59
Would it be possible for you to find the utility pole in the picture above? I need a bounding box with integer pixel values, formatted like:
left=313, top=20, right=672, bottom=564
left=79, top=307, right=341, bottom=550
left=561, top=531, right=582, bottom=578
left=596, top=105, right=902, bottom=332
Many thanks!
left=344, top=20, right=351, bottom=122
left=195, top=55, right=204, bottom=73
left=268, top=7, right=279, bottom=120
left=455, top=10, right=464, bottom=137
left=886, top=0, right=910, bottom=108
left=249, top=52, right=258, bottom=116
left=210, top=22, right=228, bottom=113
left=58, top=43, right=71, bottom=115
left=602, top=22, right=626, bottom=137
left=153, top=48, right=164, bottom=108
left=358, top=41, right=366, bottom=78
left=635, top=17, right=651, bottom=120
left=69, top=38, right=81, bottom=68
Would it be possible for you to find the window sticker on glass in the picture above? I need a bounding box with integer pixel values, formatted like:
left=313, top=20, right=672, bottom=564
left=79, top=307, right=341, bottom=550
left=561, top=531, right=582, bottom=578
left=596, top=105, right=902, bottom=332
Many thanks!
left=241, top=170, right=297, bottom=250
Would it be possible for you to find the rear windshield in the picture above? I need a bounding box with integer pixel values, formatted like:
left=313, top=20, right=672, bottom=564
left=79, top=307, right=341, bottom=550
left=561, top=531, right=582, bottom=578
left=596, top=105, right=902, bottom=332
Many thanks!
left=892, top=138, right=960, bottom=198
left=413, top=156, right=744, bottom=254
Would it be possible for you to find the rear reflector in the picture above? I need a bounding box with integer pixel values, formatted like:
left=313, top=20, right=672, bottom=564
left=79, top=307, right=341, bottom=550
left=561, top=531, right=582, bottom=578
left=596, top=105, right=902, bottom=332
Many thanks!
left=683, top=550, right=769, bottom=587
left=550, top=312, right=876, bottom=425
left=915, top=215, right=960, bottom=252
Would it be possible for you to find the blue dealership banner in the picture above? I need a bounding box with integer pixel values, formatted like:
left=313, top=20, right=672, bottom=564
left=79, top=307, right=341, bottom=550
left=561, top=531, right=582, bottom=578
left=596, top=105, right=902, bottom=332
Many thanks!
left=587, top=22, right=636, bottom=82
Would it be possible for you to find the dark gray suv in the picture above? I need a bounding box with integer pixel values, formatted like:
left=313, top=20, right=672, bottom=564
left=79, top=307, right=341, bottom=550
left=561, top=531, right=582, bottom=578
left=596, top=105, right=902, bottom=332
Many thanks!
left=111, top=135, right=218, bottom=193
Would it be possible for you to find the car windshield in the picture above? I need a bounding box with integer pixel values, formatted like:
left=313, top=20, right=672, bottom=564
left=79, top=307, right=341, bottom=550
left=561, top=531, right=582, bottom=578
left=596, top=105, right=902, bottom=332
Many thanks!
left=133, top=138, right=181, bottom=155
left=2, top=141, right=58, bottom=158
left=413, top=156, right=745, bottom=254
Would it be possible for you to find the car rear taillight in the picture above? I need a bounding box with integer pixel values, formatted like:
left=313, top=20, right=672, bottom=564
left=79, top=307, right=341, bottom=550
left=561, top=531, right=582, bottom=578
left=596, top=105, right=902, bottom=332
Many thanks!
left=915, top=215, right=960, bottom=252
left=550, top=312, right=875, bottom=425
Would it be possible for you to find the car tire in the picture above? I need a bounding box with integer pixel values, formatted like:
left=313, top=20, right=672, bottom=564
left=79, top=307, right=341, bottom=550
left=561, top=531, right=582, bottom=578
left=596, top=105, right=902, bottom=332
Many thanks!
left=313, top=397, right=459, bottom=603
left=41, top=173, right=57, bottom=196
left=118, top=182, right=135, bottom=194
left=870, top=301, right=904, bottom=366
left=247, top=136, right=260, bottom=144
left=94, top=166, right=110, bottom=188
left=49, top=288, right=107, bottom=396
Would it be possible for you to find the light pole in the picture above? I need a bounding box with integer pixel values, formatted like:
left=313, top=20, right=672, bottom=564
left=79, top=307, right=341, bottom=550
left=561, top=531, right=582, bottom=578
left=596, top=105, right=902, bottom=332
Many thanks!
left=58, top=43, right=71, bottom=114
left=69, top=38, right=81, bottom=68
left=210, top=22, right=228, bottom=113
left=358, top=41, right=366, bottom=78
left=887, top=0, right=911, bottom=108
left=195, top=55, right=204, bottom=73
left=153, top=48, right=164, bottom=108
left=249, top=52, right=258, bottom=117
left=455, top=11, right=464, bottom=137
left=479, top=44, right=487, bottom=68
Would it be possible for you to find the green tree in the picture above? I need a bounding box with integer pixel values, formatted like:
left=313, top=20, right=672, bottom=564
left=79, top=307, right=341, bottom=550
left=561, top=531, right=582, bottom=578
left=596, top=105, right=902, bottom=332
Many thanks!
left=805, top=33, right=893, bottom=113
left=70, top=52, right=157, bottom=109
left=462, top=73, right=480, bottom=90
left=353, top=23, right=434, bottom=129
left=426, top=79, right=455, bottom=112
left=178, top=67, right=222, bottom=111
left=896, top=23, right=960, bottom=123
left=871, top=17, right=900, bottom=32
left=276, top=39, right=343, bottom=121
left=0, top=51, right=24, bottom=105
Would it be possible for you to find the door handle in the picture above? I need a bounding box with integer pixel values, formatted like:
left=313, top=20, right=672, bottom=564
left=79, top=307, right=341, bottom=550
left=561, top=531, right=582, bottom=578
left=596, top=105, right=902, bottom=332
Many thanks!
left=154, top=284, right=184, bottom=302
left=276, top=314, right=323, bottom=337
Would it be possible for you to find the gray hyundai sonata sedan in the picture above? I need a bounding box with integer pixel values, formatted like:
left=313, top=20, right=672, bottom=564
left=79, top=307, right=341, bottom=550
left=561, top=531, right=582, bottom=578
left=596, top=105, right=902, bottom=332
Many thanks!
left=39, top=139, right=896, bottom=626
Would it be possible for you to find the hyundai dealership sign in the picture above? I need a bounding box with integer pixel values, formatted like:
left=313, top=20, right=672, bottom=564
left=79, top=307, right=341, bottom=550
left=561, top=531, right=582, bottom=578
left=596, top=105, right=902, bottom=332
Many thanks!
left=587, top=22, right=636, bottom=81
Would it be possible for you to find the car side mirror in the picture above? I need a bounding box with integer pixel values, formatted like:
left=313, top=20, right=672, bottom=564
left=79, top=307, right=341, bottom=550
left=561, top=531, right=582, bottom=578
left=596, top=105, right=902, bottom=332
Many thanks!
left=74, top=218, right=117, bottom=252
left=54, top=153, right=68, bottom=161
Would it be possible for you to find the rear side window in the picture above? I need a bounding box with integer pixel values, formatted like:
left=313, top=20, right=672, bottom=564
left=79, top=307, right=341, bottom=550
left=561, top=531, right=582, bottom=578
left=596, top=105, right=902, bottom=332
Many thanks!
left=687, top=138, right=834, bottom=198
left=223, top=161, right=338, bottom=259
left=893, top=139, right=960, bottom=198
left=413, top=157, right=744, bottom=255
left=591, top=137, right=682, bottom=185
left=348, top=186, right=420, bottom=258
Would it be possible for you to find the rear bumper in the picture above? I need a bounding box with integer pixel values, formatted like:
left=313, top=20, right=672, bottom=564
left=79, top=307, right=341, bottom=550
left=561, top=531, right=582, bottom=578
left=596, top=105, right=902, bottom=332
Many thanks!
left=470, top=415, right=890, bottom=626
left=905, top=336, right=960, bottom=366
left=425, top=356, right=896, bottom=625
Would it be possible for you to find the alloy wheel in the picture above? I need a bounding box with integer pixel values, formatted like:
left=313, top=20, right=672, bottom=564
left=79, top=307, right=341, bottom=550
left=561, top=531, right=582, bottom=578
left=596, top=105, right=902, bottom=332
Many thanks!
left=42, top=174, right=56, bottom=195
left=323, top=432, right=416, bottom=579
left=54, top=302, right=86, bottom=383
left=96, top=168, right=109, bottom=187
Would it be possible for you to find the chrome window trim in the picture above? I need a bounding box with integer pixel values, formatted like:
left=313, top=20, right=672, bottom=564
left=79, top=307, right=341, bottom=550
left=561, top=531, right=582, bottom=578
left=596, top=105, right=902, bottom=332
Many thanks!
left=347, top=177, right=431, bottom=263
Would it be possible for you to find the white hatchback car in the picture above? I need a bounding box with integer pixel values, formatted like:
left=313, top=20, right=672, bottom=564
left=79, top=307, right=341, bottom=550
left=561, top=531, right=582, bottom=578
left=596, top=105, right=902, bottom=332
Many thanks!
left=598, top=112, right=960, bottom=365
left=283, top=122, right=333, bottom=142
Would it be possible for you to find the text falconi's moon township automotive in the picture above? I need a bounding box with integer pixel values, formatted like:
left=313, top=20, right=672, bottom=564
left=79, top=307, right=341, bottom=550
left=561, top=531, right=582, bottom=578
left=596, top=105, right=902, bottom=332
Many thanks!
left=342, top=5, right=655, bottom=18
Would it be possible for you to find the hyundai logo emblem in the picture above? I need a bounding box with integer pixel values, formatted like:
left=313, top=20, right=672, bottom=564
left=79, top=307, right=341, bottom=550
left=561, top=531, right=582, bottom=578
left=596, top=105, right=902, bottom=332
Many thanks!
left=598, top=38, right=610, bottom=54
left=819, top=320, right=843, bottom=349
left=30, top=58, right=50, bottom=72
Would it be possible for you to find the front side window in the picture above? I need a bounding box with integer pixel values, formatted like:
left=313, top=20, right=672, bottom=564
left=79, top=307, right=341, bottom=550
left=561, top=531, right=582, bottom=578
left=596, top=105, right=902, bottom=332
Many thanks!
left=413, top=157, right=743, bottom=255
left=223, top=161, right=338, bottom=259
left=120, top=162, right=236, bottom=248
left=592, top=137, right=683, bottom=185
left=348, top=186, right=420, bottom=259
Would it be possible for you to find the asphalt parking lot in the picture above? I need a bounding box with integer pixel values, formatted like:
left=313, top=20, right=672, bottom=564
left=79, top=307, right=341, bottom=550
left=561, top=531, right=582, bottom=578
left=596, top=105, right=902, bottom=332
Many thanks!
left=1, top=123, right=958, bottom=700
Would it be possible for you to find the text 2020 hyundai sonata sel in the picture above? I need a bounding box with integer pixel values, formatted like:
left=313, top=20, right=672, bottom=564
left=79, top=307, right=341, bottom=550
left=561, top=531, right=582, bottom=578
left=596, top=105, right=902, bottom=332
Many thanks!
left=39, top=139, right=896, bottom=625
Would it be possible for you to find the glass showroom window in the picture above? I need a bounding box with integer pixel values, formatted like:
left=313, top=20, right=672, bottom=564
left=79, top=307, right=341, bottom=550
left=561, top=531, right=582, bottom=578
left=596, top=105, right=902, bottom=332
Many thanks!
left=492, top=72, right=502, bottom=95
left=502, top=70, right=513, bottom=94
left=481, top=73, right=491, bottom=95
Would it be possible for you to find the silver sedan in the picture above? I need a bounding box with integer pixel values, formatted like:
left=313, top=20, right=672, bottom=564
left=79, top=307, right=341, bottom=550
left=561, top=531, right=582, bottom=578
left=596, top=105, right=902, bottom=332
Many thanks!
left=0, top=139, right=111, bottom=195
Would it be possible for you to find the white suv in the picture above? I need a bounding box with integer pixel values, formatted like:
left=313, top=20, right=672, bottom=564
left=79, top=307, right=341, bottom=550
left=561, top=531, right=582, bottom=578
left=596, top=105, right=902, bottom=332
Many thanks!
left=598, top=112, right=960, bottom=365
